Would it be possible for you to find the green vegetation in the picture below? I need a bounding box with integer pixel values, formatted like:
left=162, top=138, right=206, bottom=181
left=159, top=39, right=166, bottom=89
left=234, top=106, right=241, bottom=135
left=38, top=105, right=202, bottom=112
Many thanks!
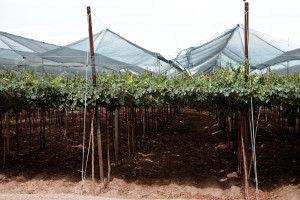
left=0, top=65, right=299, bottom=114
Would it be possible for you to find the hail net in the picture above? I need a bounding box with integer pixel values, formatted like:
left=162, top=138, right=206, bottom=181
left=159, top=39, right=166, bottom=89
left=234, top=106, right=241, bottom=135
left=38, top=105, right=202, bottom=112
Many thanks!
left=1, top=25, right=299, bottom=76
left=174, top=24, right=300, bottom=76
left=0, top=29, right=181, bottom=77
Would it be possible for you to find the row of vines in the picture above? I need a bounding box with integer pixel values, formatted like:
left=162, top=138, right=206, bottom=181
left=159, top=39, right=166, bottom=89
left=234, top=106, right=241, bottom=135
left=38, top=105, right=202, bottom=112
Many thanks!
left=1, top=65, right=299, bottom=112
left=0, top=65, right=299, bottom=196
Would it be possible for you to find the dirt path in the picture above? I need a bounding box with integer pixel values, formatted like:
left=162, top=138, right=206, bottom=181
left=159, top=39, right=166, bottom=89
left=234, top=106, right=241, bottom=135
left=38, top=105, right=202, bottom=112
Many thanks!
left=108, top=109, right=238, bottom=199
left=0, top=108, right=299, bottom=199
left=0, top=194, right=118, bottom=200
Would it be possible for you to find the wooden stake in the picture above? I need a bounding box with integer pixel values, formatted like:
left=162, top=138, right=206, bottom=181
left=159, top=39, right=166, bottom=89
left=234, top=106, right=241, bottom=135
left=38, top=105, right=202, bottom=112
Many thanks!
left=72, top=109, right=74, bottom=139
left=91, top=114, right=95, bottom=195
left=15, top=110, right=19, bottom=156
left=127, top=107, right=131, bottom=159
left=142, top=107, right=146, bottom=144
left=152, top=106, right=154, bottom=132
left=242, top=2, right=250, bottom=199
left=166, top=105, right=168, bottom=122
left=139, top=107, right=143, bottom=148
left=298, top=107, right=300, bottom=134
left=87, top=6, right=96, bottom=84
left=244, top=2, right=249, bottom=79
left=155, top=106, right=158, bottom=133
left=42, top=109, right=46, bottom=149
left=48, top=109, right=51, bottom=145
left=64, top=108, right=68, bottom=139
left=237, top=116, right=241, bottom=176
left=114, top=109, right=119, bottom=168
left=96, top=107, right=104, bottom=187
left=106, top=111, right=111, bottom=187
left=28, top=112, right=32, bottom=154
left=132, top=108, right=136, bottom=152
left=39, top=109, right=42, bottom=150
left=86, top=6, right=98, bottom=193
left=241, top=112, right=249, bottom=199
left=5, top=112, right=9, bottom=161
left=1, top=112, right=5, bottom=168
left=147, top=108, right=150, bottom=133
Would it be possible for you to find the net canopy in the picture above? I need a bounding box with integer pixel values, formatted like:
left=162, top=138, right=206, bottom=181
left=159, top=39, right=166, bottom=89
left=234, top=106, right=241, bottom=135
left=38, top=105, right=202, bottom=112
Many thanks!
left=1, top=29, right=182, bottom=76
left=2, top=25, right=299, bottom=77
left=255, top=48, right=300, bottom=75
left=174, top=24, right=300, bottom=76
left=37, top=29, right=182, bottom=76
left=0, top=31, right=59, bottom=70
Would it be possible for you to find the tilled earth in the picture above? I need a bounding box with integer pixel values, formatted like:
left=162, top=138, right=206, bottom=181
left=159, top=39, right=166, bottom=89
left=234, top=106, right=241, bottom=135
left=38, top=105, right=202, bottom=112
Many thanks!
left=0, top=108, right=299, bottom=199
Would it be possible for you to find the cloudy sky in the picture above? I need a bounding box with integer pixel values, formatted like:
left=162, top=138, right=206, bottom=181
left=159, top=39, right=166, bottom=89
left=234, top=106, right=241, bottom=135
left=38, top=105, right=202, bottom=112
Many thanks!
left=1, top=0, right=300, bottom=58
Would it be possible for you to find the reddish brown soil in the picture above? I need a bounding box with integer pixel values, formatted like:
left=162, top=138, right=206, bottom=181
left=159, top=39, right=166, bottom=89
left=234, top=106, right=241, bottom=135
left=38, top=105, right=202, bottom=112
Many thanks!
left=0, top=108, right=299, bottom=199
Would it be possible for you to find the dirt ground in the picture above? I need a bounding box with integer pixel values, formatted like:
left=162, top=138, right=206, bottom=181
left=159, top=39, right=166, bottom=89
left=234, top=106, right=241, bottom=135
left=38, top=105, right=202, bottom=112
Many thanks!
left=0, top=108, right=299, bottom=200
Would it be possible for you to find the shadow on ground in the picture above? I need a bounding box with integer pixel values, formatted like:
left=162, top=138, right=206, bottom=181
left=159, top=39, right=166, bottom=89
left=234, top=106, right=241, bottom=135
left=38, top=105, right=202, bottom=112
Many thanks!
left=0, top=108, right=299, bottom=199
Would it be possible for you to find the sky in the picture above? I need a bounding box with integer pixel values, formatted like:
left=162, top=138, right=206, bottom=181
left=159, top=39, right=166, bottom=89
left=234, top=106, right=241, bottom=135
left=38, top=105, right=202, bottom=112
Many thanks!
left=1, top=0, right=300, bottom=58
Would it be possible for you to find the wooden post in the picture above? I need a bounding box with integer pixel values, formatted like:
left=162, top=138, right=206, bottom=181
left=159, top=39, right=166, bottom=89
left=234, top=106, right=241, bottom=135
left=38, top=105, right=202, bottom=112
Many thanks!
left=5, top=112, right=10, bottom=159
left=42, top=109, right=46, bottom=148
left=96, top=107, right=104, bottom=187
left=114, top=109, right=119, bottom=168
left=142, top=107, right=146, bottom=144
left=106, top=111, right=111, bottom=187
left=237, top=118, right=241, bottom=176
left=244, top=2, right=249, bottom=79
left=127, top=107, right=131, bottom=159
left=131, top=108, right=137, bottom=153
left=48, top=109, right=51, bottom=145
left=1, top=112, right=5, bottom=168
left=64, top=108, right=68, bottom=138
left=87, top=6, right=98, bottom=193
left=155, top=106, right=158, bottom=133
left=87, top=6, right=96, bottom=82
left=91, top=115, right=95, bottom=195
left=298, top=107, right=300, bottom=134
left=166, top=105, right=168, bottom=122
left=71, top=109, right=74, bottom=138
left=15, top=110, right=19, bottom=156
left=28, top=112, right=32, bottom=154
left=139, top=107, right=143, bottom=148
left=243, top=2, right=250, bottom=199
left=152, top=106, right=154, bottom=131
left=240, top=113, right=249, bottom=199
left=39, top=109, right=42, bottom=150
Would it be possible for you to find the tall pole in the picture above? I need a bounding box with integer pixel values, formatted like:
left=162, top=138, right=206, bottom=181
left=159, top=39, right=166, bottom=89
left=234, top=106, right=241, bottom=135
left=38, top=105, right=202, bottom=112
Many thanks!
left=245, top=2, right=249, bottom=79
left=87, top=6, right=105, bottom=193
left=87, top=6, right=96, bottom=85
left=243, top=2, right=250, bottom=200
left=245, top=2, right=259, bottom=196
left=87, top=6, right=96, bottom=195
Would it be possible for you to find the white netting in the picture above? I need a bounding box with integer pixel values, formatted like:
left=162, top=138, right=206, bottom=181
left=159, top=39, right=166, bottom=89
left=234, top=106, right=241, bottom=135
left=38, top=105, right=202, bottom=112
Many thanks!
left=174, top=24, right=300, bottom=76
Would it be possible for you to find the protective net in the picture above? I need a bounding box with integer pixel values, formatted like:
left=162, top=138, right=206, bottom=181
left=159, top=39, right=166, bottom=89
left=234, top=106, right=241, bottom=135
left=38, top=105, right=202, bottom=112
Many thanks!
left=32, top=29, right=181, bottom=76
left=256, top=48, right=300, bottom=75
left=1, top=29, right=181, bottom=76
left=1, top=25, right=299, bottom=76
left=174, top=24, right=300, bottom=76
left=0, top=31, right=59, bottom=73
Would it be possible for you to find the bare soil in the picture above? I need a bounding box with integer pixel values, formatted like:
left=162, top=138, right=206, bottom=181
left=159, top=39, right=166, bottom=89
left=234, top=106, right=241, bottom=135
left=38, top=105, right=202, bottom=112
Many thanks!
left=0, top=108, right=299, bottom=199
